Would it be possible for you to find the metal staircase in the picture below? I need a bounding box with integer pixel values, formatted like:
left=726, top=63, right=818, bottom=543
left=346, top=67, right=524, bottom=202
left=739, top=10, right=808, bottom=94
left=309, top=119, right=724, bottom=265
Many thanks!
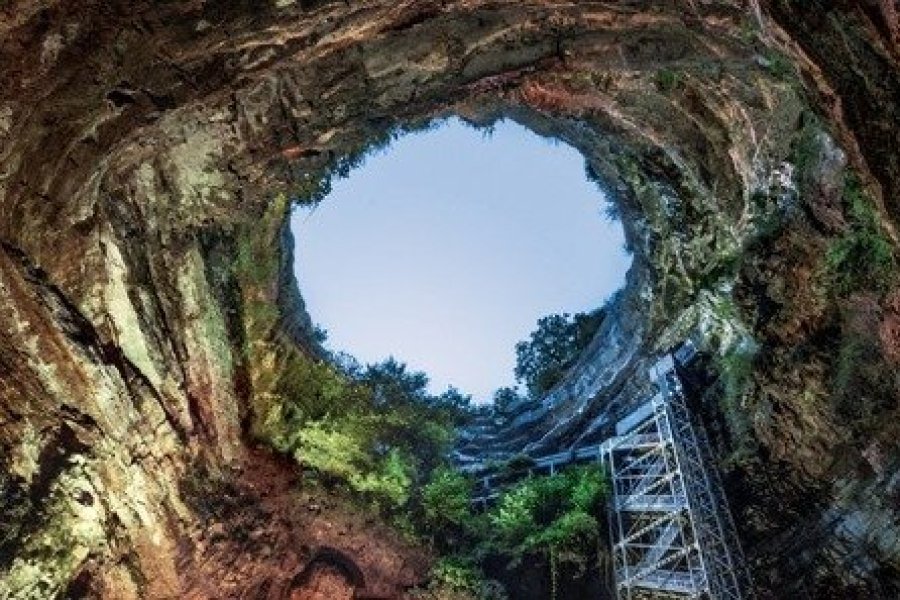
left=467, top=350, right=754, bottom=599
left=601, top=356, right=754, bottom=599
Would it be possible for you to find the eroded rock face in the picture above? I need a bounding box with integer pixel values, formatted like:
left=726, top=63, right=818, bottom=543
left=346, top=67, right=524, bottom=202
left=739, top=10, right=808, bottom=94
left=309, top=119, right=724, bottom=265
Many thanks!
left=0, top=1, right=897, bottom=598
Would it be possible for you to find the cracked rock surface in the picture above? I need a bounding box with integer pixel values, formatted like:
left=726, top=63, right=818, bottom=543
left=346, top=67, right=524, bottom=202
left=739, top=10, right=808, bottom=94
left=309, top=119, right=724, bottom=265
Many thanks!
left=1, top=1, right=898, bottom=598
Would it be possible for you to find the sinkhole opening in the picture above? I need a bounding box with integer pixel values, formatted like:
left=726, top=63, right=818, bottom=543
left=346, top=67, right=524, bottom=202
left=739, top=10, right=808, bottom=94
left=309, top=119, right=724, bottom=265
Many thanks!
left=290, top=118, right=632, bottom=403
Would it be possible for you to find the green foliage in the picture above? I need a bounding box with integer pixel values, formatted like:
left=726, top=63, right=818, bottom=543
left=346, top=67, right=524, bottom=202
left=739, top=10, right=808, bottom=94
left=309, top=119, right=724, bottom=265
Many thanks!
left=584, top=162, right=623, bottom=222
left=275, top=356, right=370, bottom=424
left=411, top=557, right=507, bottom=600
left=825, top=174, right=897, bottom=296
left=411, top=462, right=610, bottom=600
left=488, top=465, right=607, bottom=565
left=354, top=448, right=414, bottom=507
left=654, top=68, right=681, bottom=93
left=489, top=484, right=538, bottom=556
left=761, top=49, right=795, bottom=80
left=412, top=463, right=609, bottom=599
left=422, top=467, right=474, bottom=533
left=715, top=345, right=757, bottom=463
left=718, top=347, right=754, bottom=409
left=485, top=465, right=608, bottom=600
left=291, top=419, right=413, bottom=507
left=362, top=357, right=429, bottom=404
left=738, top=19, right=760, bottom=44
left=293, top=420, right=367, bottom=482
left=290, top=171, right=333, bottom=206
left=792, top=112, right=822, bottom=186
left=514, top=309, right=606, bottom=397
left=0, top=472, right=30, bottom=558
left=431, top=559, right=484, bottom=594
left=830, top=316, right=899, bottom=431
left=258, top=348, right=468, bottom=514
left=357, top=360, right=468, bottom=473
left=491, top=387, right=526, bottom=416
left=697, top=254, right=744, bottom=293
left=233, top=206, right=284, bottom=337
left=360, top=359, right=471, bottom=418
left=497, top=454, right=537, bottom=479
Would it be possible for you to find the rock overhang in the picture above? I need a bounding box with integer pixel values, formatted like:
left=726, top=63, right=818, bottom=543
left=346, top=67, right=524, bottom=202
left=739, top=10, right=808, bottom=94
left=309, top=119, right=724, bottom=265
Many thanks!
left=1, top=1, right=898, bottom=598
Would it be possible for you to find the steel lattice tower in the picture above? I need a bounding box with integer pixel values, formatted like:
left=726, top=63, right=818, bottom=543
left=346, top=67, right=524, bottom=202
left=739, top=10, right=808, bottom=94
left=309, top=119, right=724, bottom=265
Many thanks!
left=602, top=356, right=754, bottom=600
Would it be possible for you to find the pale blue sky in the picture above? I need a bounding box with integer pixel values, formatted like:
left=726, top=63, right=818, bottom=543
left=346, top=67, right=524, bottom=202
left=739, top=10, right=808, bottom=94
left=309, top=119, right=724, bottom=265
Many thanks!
left=291, top=118, right=630, bottom=402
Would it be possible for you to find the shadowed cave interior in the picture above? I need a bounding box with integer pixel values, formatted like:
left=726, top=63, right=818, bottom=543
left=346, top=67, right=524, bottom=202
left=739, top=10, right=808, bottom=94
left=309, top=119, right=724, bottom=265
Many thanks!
left=0, top=2, right=898, bottom=599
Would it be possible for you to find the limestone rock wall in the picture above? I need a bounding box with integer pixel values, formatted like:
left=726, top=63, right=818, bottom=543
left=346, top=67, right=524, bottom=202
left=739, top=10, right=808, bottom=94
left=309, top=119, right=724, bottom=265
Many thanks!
left=0, top=1, right=898, bottom=598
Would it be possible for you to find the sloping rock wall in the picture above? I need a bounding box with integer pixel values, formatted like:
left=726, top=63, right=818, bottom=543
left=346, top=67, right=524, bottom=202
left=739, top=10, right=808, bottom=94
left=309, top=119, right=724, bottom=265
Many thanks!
left=0, top=1, right=897, bottom=598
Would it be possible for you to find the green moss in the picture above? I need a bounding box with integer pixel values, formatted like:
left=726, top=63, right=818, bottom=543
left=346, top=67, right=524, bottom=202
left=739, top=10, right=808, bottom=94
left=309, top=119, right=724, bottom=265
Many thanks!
left=792, top=112, right=822, bottom=184
left=654, top=68, right=681, bottom=93
left=0, top=468, right=106, bottom=600
left=697, top=253, right=743, bottom=292
left=232, top=194, right=288, bottom=342
left=830, top=319, right=898, bottom=432
left=737, top=19, right=759, bottom=44
left=719, top=347, right=753, bottom=407
left=824, top=174, right=897, bottom=296
left=715, top=344, right=758, bottom=464
left=761, top=49, right=795, bottom=81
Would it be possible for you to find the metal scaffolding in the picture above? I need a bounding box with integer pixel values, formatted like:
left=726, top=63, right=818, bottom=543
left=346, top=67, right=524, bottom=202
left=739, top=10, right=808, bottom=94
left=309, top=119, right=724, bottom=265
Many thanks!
left=465, top=347, right=754, bottom=600
left=601, top=356, right=754, bottom=600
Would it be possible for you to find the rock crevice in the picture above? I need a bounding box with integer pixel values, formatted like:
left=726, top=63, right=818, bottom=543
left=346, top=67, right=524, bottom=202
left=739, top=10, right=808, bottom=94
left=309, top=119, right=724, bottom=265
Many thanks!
left=1, top=1, right=898, bottom=598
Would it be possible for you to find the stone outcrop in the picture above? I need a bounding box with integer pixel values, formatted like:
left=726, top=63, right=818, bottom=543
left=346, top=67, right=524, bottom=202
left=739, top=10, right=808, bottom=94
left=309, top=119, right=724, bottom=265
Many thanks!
left=0, top=1, right=898, bottom=598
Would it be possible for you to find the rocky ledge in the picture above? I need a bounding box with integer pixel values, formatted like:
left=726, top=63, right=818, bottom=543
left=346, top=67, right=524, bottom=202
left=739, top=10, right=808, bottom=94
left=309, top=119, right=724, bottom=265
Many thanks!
left=1, top=1, right=898, bottom=598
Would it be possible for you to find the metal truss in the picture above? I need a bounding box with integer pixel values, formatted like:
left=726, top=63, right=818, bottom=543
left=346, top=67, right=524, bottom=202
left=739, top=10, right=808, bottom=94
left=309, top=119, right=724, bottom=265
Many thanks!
left=602, top=357, right=754, bottom=600
left=465, top=347, right=754, bottom=600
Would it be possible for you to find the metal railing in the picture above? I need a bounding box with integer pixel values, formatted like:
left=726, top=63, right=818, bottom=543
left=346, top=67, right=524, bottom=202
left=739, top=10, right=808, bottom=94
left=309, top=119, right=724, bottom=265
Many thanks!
left=466, top=348, right=754, bottom=599
left=602, top=356, right=755, bottom=600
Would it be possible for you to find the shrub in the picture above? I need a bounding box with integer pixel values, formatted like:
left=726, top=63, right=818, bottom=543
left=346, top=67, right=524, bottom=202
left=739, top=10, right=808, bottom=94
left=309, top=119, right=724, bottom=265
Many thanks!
left=422, top=467, right=474, bottom=533
left=792, top=112, right=822, bottom=185
left=353, top=448, right=414, bottom=508
left=293, top=420, right=367, bottom=483
left=489, top=466, right=607, bottom=558
left=488, top=465, right=608, bottom=600
left=491, top=387, right=526, bottom=416
left=497, top=454, right=537, bottom=479
left=292, top=419, right=414, bottom=508
left=276, top=353, right=370, bottom=422
left=411, top=557, right=507, bottom=600
left=256, top=348, right=471, bottom=518
left=830, top=303, right=900, bottom=431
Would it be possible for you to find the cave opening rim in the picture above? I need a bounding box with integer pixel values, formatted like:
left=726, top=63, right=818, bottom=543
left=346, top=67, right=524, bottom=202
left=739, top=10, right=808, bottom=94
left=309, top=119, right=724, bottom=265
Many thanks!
left=282, top=111, right=643, bottom=404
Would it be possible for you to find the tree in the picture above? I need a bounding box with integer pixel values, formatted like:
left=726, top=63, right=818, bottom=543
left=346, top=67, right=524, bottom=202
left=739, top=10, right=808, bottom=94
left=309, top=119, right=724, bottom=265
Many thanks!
left=421, top=467, right=474, bottom=536
left=488, top=465, right=609, bottom=600
left=435, top=386, right=474, bottom=422
left=355, top=358, right=468, bottom=473
left=492, top=387, right=526, bottom=416
left=361, top=357, right=430, bottom=405
left=514, top=308, right=606, bottom=397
